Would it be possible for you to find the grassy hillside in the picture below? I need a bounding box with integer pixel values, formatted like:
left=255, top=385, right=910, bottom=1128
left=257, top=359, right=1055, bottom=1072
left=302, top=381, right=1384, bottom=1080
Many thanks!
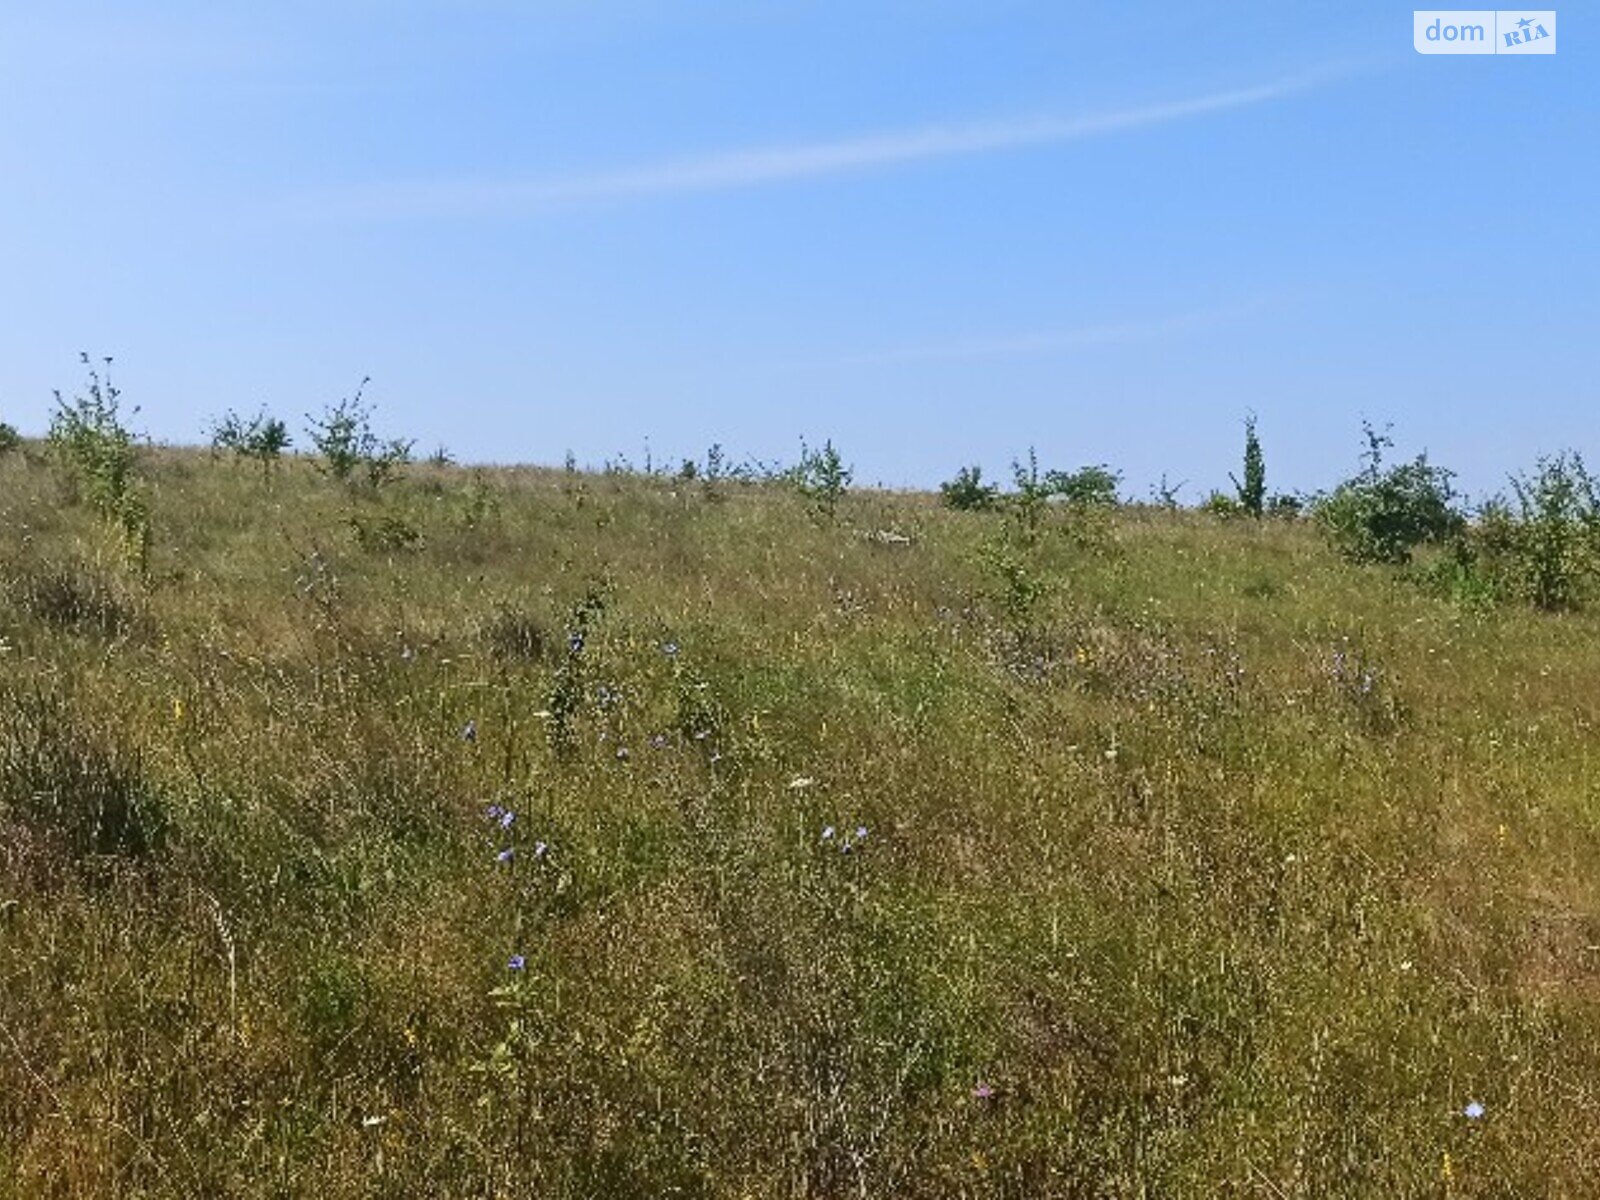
left=3, top=444, right=1600, bottom=1197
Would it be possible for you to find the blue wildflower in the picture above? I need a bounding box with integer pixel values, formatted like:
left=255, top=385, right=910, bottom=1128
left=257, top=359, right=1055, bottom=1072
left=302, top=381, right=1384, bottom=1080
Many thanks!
left=508, top=954, right=526, bottom=971
left=1464, top=1101, right=1485, bottom=1120
left=496, top=848, right=514, bottom=864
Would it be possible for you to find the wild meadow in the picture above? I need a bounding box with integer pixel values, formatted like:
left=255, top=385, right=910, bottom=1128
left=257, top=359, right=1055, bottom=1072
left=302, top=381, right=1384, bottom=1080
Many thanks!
left=4, top=384, right=1600, bottom=1196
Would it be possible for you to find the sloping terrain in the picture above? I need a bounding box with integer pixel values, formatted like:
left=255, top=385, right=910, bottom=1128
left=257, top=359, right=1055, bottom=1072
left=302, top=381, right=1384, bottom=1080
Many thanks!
left=3, top=447, right=1599, bottom=1196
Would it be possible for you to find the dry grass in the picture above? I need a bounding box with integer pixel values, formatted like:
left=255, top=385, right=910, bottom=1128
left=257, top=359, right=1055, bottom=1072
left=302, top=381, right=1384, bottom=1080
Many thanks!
left=3, top=445, right=1600, bottom=1196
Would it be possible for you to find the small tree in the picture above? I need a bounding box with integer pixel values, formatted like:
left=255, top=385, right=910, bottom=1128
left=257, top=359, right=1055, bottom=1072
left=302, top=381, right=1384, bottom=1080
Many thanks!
left=793, top=438, right=852, bottom=520
left=1232, top=415, right=1266, bottom=518
left=0, top=420, right=20, bottom=455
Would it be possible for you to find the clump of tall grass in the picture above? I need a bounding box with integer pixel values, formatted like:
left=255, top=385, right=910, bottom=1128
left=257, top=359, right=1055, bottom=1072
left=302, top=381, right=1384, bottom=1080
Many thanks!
left=0, top=687, right=167, bottom=862
left=479, top=601, right=551, bottom=663
left=4, top=556, right=143, bottom=638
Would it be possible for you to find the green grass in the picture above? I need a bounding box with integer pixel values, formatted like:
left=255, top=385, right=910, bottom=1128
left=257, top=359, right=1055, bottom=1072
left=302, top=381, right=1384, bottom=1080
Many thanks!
left=3, top=445, right=1600, bottom=1196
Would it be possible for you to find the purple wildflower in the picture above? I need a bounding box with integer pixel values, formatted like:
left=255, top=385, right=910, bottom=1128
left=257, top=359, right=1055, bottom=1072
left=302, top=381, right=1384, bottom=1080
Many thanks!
left=495, top=848, right=514, bottom=864
left=508, top=954, right=526, bottom=971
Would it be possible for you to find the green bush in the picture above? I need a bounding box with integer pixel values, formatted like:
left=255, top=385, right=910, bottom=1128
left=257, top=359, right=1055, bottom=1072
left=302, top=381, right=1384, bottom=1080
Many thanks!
left=46, top=354, right=151, bottom=569
left=348, top=511, right=422, bottom=553
left=939, top=465, right=1000, bottom=512
left=1467, top=453, right=1600, bottom=610
left=0, top=420, right=20, bottom=455
left=1044, top=464, right=1122, bottom=508
left=209, top=406, right=292, bottom=474
left=306, top=380, right=413, bottom=488
left=1267, top=492, right=1304, bottom=520
left=791, top=439, right=852, bottom=520
left=1201, top=490, right=1243, bottom=519
left=1314, top=425, right=1461, bottom=564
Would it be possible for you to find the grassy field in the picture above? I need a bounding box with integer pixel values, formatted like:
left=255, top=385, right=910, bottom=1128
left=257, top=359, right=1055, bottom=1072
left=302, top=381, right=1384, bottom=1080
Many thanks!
left=3, top=443, right=1600, bottom=1197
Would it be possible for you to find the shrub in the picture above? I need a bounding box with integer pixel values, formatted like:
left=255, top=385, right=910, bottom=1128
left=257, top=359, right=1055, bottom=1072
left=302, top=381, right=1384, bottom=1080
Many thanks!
left=792, top=439, right=852, bottom=520
left=695, top=444, right=731, bottom=502
left=1231, top=415, right=1266, bottom=518
left=348, top=511, right=422, bottom=553
left=1007, top=449, right=1052, bottom=539
left=209, top=406, right=292, bottom=474
left=1150, top=474, right=1186, bottom=510
left=1314, top=424, right=1462, bottom=564
left=457, top=470, right=499, bottom=529
left=306, top=379, right=413, bottom=488
left=46, top=354, right=151, bottom=568
left=1044, top=465, right=1122, bottom=508
left=1201, top=491, right=1243, bottom=519
left=940, top=465, right=1000, bottom=512
left=1465, top=453, right=1600, bottom=610
left=0, top=421, right=20, bottom=455
left=1267, top=492, right=1304, bottom=520
left=49, top=356, right=137, bottom=511
left=982, top=535, right=1049, bottom=627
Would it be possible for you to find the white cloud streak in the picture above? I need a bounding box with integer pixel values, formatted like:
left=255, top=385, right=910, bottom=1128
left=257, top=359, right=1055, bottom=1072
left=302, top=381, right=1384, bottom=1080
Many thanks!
left=793, top=301, right=1266, bottom=370
left=294, top=64, right=1352, bottom=219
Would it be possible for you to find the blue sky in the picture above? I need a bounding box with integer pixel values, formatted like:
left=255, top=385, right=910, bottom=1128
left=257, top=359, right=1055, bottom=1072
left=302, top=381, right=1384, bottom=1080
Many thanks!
left=1, top=2, right=1593, bottom=499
